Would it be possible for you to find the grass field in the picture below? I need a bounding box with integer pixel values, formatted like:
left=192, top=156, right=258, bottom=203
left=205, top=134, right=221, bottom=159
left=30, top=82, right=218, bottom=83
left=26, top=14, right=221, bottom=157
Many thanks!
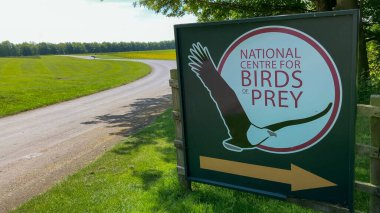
left=0, top=56, right=150, bottom=117
left=354, top=115, right=371, bottom=212
left=13, top=110, right=370, bottom=212
left=92, top=49, right=176, bottom=60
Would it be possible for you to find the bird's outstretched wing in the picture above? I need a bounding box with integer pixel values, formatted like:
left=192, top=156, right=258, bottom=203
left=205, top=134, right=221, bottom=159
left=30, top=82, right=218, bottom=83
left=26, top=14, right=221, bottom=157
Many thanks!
left=188, top=42, right=253, bottom=149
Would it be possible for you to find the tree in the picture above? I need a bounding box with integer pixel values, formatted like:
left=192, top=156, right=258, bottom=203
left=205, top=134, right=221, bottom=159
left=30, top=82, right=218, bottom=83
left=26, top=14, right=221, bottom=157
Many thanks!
left=37, top=42, right=50, bottom=55
left=19, top=42, right=37, bottom=56
left=135, top=0, right=380, bottom=102
left=0, top=41, right=15, bottom=57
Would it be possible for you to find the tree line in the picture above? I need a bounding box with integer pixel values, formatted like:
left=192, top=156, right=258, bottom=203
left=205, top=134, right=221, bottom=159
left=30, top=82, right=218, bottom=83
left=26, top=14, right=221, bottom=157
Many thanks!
left=0, top=40, right=175, bottom=57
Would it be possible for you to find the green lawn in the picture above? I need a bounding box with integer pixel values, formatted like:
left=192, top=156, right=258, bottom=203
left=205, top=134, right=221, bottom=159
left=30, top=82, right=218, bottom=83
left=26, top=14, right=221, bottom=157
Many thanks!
left=13, top=110, right=371, bottom=213
left=0, top=56, right=150, bottom=117
left=354, top=115, right=371, bottom=212
left=92, top=49, right=176, bottom=60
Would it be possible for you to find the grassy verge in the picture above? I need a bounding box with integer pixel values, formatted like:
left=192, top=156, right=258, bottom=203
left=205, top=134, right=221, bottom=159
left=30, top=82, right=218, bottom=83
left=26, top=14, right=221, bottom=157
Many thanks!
left=91, top=49, right=176, bottom=60
left=354, top=115, right=370, bottom=212
left=13, top=110, right=371, bottom=212
left=0, top=56, right=150, bottom=117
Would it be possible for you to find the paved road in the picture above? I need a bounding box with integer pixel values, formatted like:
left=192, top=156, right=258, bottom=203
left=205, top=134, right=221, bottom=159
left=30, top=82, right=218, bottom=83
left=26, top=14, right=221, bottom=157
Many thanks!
left=0, top=59, right=176, bottom=212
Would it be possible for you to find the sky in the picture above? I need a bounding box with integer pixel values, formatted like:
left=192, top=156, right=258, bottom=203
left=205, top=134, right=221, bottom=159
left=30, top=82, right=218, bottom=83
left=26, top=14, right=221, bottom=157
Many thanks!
left=0, top=0, right=197, bottom=44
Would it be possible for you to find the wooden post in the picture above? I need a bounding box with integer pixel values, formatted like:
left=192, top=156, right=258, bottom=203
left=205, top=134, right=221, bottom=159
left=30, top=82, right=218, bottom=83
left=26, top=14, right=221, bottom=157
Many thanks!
left=370, top=95, right=380, bottom=213
left=169, top=69, right=191, bottom=191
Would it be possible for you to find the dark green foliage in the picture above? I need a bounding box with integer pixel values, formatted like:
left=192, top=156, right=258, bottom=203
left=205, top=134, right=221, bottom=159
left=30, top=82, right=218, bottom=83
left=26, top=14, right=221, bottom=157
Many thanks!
left=135, top=0, right=378, bottom=33
left=361, top=0, right=380, bottom=43
left=367, top=41, right=380, bottom=93
left=136, top=0, right=311, bottom=22
left=0, top=40, right=175, bottom=57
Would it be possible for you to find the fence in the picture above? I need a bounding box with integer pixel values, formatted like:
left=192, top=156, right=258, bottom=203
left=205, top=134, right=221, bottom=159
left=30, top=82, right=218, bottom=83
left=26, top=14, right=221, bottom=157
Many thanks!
left=169, top=69, right=380, bottom=213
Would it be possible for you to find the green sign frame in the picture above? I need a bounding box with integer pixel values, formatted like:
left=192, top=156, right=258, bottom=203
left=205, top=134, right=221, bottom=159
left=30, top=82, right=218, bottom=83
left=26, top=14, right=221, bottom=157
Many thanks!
left=174, top=10, right=358, bottom=210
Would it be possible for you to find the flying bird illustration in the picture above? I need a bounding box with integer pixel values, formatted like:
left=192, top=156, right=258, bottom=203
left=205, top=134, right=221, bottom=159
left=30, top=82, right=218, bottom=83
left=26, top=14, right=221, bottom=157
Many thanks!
left=188, top=42, right=332, bottom=152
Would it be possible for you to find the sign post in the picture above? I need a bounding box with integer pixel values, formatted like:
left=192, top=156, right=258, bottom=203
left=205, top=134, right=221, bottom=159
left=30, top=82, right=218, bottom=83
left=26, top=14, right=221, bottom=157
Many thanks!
left=174, top=10, right=358, bottom=210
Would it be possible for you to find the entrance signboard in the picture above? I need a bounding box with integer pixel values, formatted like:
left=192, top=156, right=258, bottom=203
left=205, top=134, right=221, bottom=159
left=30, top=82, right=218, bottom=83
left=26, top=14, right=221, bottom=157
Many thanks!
left=174, top=10, right=358, bottom=209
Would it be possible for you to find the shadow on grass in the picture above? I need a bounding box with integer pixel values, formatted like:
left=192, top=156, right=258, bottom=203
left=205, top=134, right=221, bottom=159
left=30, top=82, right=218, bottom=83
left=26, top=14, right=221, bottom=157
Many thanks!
left=4, top=55, right=41, bottom=59
left=110, top=104, right=176, bottom=156
left=81, top=94, right=172, bottom=137
left=132, top=169, right=164, bottom=190
left=155, top=146, right=177, bottom=163
left=112, top=137, right=158, bottom=155
left=152, top=180, right=296, bottom=213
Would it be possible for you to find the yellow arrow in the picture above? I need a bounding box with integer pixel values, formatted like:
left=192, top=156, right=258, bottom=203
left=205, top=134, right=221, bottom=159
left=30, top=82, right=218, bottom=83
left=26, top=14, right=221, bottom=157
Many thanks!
left=199, top=156, right=336, bottom=191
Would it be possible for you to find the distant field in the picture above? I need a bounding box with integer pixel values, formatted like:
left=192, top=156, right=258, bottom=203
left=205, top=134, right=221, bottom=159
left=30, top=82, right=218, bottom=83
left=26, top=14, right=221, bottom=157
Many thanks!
left=91, top=49, right=176, bottom=60
left=0, top=56, right=150, bottom=117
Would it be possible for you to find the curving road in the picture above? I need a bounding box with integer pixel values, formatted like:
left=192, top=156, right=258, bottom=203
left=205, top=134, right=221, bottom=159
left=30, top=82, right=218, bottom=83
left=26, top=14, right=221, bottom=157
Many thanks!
left=0, top=59, right=176, bottom=212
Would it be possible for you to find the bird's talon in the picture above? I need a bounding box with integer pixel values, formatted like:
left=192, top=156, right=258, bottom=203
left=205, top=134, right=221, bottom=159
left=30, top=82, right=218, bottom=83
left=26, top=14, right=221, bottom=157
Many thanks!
left=267, top=130, right=277, bottom=137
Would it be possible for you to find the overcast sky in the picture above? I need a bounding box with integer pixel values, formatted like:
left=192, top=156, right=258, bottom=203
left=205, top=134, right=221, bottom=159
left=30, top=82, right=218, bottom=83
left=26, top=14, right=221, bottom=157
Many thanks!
left=0, top=0, right=196, bottom=44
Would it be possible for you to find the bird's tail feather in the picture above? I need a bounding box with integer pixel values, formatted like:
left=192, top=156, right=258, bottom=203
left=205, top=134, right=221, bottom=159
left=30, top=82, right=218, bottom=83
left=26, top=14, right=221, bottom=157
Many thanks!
left=264, top=102, right=333, bottom=131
